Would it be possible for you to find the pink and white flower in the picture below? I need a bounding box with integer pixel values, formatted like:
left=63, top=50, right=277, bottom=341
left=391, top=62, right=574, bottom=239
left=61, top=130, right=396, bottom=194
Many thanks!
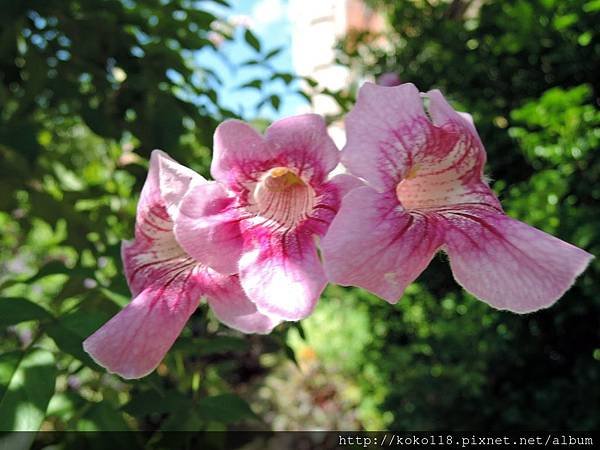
left=322, top=83, right=593, bottom=312
left=83, top=151, right=279, bottom=379
left=174, top=114, right=355, bottom=321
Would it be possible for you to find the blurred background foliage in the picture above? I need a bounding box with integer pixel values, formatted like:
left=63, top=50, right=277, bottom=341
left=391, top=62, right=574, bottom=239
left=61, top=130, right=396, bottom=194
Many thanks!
left=0, top=0, right=598, bottom=443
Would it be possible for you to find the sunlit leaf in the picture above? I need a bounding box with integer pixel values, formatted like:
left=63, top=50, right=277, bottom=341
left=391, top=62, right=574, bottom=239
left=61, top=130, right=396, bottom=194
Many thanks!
left=0, top=349, right=56, bottom=431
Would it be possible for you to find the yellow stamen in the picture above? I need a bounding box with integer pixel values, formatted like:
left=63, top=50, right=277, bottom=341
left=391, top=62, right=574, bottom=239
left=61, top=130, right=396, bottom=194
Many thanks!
left=405, top=164, right=419, bottom=179
left=268, top=167, right=303, bottom=188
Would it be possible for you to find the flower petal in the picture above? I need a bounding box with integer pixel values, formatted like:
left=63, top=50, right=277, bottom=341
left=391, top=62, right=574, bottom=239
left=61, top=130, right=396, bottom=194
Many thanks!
left=123, top=151, right=205, bottom=294
left=415, top=89, right=487, bottom=186
left=211, top=119, right=274, bottom=188
left=443, top=206, right=593, bottom=313
left=342, top=82, right=430, bottom=192
left=203, top=271, right=281, bottom=334
left=265, top=114, right=340, bottom=184
left=426, top=89, right=479, bottom=138
left=151, top=149, right=204, bottom=218
left=238, top=226, right=327, bottom=321
left=327, top=172, right=365, bottom=199
left=321, top=186, right=444, bottom=303
left=83, top=265, right=202, bottom=379
left=174, top=182, right=244, bottom=275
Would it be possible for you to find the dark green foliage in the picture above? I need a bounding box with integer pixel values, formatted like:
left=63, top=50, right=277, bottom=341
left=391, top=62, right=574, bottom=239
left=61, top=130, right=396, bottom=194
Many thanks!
left=334, top=0, right=599, bottom=430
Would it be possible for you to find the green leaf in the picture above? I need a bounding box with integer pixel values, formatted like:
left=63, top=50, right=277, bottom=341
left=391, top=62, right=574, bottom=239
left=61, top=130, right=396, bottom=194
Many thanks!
left=284, top=343, right=300, bottom=368
left=77, top=402, right=131, bottom=431
left=583, top=0, right=600, bottom=12
left=264, top=47, right=283, bottom=59
left=99, top=288, right=129, bottom=308
left=45, top=308, right=110, bottom=368
left=269, top=95, right=281, bottom=111
left=172, top=335, right=249, bottom=355
left=239, top=79, right=263, bottom=90
left=271, top=72, right=295, bottom=85
left=241, top=58, right=261, bottom=67
left=553, top=13, right=578, bottom=30
left=0, top=298, right=53, bottom=327
left=0, top=349, right=56, bottom=431
left=244, top=29, right=261, bottom=52
left=121, top=389, right=192, bottom=416
left=197, top=394, right=258, bottom=423
left=26, top=260, right=70, bottom=282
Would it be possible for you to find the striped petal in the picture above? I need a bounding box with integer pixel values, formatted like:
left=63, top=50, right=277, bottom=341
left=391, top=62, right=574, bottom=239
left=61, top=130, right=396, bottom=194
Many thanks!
left=322, top=186, right=444, bottom=303
left=174, top=182, right=244, bottom=275
left=442, top=205, right=593, bottom=313
left=239, top=225, right=327, bottom=321
left=85, top=150, right=269, bottom=379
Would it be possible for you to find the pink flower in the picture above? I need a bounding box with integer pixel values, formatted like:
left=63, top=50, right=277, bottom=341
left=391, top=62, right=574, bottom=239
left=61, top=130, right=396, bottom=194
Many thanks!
left=322, top=83, right=593, bottom=312
left=173, top=114, right=356, bottom=321
left=377, top=72, right=402, bottom=87
left=83, top=151, right=279, bottom=379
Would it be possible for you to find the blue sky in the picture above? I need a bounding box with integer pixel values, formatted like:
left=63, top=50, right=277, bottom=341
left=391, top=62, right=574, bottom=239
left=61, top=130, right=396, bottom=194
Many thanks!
left=197, top=0, right=307, bottom=119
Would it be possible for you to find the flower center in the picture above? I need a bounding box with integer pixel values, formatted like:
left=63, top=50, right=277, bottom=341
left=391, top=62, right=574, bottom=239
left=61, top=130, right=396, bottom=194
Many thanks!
left=395, top=163, right=472, bottom=210
left=250, top=167, right=315, bottom=229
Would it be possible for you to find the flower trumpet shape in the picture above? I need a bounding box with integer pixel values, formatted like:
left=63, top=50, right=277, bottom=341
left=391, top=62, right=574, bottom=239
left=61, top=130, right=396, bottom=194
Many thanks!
left=322, top=83, right=593, bottom=312
left=173, top=114, right=356, bottom=321
left=83, top=151, right=279, bottom=379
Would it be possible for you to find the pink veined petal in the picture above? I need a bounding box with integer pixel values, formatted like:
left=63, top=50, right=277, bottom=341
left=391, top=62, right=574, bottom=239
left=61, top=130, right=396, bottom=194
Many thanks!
left=442, top=205, right=594, bottom=313
left=122, top=226, right=191, bottom=297
left=327, top=172, right=365, bottom=199
left=174, top=182, right=244, bottom=275
left=136, top=151, right=204, bottom=235
left=342, top=83, right=497, bottom=210
left=83, top=263, right=202, bottom=379
left=426, top=90, right=480, bottom=141
left=238, top=225, right=327, bottom=321
left=293, top=179, right=344, bottom=238
left=414, top=89, right=487, bottom=187
left=377, top=72, right=402, bottom=87
left=124, top=152, right=203, bottom=294
left=264, top=114, right=340, bottom=184
left=203, top=270, right=281, bottom=334
left=321, top=186, right=445, bottom=303
left=342, top=82, right=430, bottom=192
left=211, top=119, right=274, bottom=189
left=151, top=149, right=205, bottom=217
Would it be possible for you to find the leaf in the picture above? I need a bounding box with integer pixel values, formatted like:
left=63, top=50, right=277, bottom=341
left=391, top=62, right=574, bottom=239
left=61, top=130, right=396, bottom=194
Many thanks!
left=0, top=298, right=53, bottom=327
left=197, top=394, right=259, bottom=423
left=293, top=322, right=307, bottom=341
left=121, top=389, right=192, bottom=416
left=77, top=402, right=131, bottom=431
left=45, top=308, right=110, bottom=368
left=553, top=13, right=578, bottom=30
left=269, top=95, right=281, bottom=111
left=171, top=335, right=249, bottom=356
left=0, top=349, right=57, bottom=431
left=272, top=72, right=295, bottom=84
left=264, top=47, right=282, bottom=59
left=244, top=28, right=261, bottom=52
left=99, top=288, right=129, bottom=308
left=284, top=343, right=300, bottom=368
left=241, top=58, right=260, bottom=67
left=304, top=77, right=319, bottom=88
left=26, top=260, right=70, bottom=283
left=239, top=79, right=263, bottom=90
left=583, top=0, right=600, bottom=12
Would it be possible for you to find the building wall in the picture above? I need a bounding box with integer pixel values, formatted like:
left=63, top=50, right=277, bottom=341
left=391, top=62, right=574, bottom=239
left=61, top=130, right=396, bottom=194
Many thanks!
left=289, top=0, right=384, bottom=146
